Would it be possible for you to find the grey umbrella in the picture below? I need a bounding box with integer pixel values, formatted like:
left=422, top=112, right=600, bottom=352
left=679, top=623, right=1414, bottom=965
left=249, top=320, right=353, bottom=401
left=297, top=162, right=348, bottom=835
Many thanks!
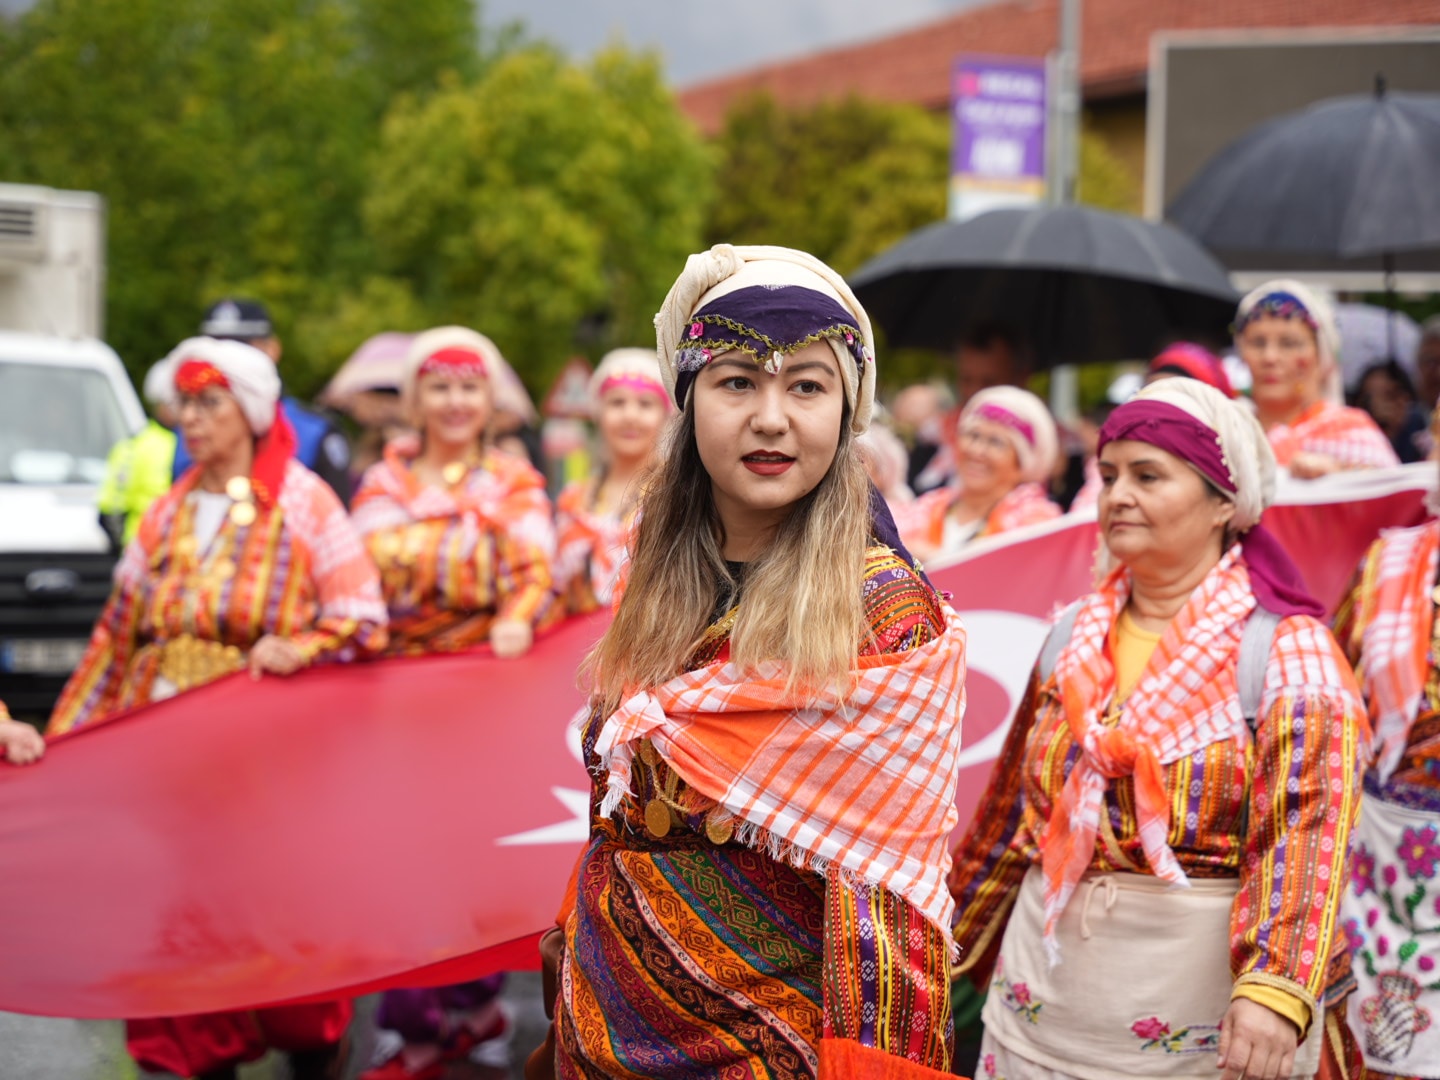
left=848, top=204, right=1238, bottom=365
left=1168, top=84, right=1440, bottom=261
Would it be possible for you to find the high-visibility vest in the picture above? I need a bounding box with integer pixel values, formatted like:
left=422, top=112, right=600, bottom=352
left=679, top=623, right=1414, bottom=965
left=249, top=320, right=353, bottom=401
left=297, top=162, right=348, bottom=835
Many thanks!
left=98, top=420, right=178, bottom=545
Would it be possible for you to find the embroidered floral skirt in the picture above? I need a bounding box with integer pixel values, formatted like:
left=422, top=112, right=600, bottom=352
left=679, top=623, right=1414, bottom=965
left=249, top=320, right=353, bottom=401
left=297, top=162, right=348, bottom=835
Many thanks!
left=1343, top=792, right=1440, bottom=1077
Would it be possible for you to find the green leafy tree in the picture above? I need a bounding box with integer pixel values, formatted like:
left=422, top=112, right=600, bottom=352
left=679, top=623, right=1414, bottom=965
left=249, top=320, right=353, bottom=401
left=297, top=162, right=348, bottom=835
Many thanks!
left=363, top=45, right=712, bottom=394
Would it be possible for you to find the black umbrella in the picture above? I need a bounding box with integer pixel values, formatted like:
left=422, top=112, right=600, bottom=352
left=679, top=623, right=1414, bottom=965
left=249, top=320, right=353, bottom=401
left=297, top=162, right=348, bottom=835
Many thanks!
left=849, top=204, right=1238, bottom=365
left=1168, top=85, right=1440, bottom=262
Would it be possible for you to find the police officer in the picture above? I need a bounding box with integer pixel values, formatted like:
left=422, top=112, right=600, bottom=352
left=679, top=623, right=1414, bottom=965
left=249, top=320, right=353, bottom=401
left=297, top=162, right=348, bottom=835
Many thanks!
left=174, top=298, right=353, bottom=503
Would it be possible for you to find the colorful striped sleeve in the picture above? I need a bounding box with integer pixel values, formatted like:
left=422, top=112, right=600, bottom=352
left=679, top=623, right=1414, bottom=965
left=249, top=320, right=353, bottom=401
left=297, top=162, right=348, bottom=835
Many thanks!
left=1229, top=616, right=1365, bottom=1028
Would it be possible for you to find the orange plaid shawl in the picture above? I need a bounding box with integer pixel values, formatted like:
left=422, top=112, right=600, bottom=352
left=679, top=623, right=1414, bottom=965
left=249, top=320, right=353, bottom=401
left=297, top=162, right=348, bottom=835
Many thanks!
left=1043, top=548, right=1255, bottom=961
left=592, top=610, right=967, bottom=940
left=1357, top=521, right=1439, bottom=780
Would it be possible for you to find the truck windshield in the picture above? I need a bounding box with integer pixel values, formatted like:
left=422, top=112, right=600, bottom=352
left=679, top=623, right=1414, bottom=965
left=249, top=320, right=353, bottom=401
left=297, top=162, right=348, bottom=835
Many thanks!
left=0, top=362, right=131, bottom=484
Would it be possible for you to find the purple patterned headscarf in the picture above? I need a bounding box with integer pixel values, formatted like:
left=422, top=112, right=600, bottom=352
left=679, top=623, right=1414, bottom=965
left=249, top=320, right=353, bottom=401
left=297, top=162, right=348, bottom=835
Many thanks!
left=672, top=285, right=870, bottom=410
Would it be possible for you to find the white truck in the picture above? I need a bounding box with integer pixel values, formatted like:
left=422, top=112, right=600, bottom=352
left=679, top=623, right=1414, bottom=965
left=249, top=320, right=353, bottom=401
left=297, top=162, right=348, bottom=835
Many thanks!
left=0, top=183, right=145, bottom=716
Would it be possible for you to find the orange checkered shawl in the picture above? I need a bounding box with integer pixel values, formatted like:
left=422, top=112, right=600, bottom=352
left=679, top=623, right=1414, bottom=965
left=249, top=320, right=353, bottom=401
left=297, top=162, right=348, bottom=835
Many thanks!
left=897, top=482, right=1059, bottom=553
left=593, top=609, right=968, bottom=941
left=1043, top=548, right=1256, bottom=960
left=1351, top=521, right=1439, bottom=781
left=1266, top=401, right=1399, bottom=470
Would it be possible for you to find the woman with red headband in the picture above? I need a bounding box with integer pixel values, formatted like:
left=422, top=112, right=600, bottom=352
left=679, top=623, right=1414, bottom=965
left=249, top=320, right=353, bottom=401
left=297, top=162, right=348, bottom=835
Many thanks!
left=895, top=385, right=1060, bottom=562
left=554, top=349, right=671, bottom=614
left=351, top=327, right=556, bottom=1080
left=949, top=378, right=1366, bottom=1080
left=350, top=326, right=556, bottom=659
left=49, top=335, right=388, bottom=1079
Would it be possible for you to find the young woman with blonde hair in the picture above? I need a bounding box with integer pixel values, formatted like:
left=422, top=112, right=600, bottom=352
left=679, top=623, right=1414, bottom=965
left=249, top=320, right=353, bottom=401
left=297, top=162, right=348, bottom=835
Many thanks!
left=535, top=245, right=968, bottom=1080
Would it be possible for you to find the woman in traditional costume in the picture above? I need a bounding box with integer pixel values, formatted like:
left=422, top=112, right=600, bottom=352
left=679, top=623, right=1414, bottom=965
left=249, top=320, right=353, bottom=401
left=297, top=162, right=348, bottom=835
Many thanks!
left=553, top=349, right=669, bottom=615
left=352, top=327, right=556, bottom=1080
left=895, top=385, right=1060, bottom=561
left=539, top=244, right=967, bottom=1079
left=49, top=335, right=388, bottom=1080
left=1333, top=420, right=1440, bottom=1077
left=1235, top=279, right=1398, bottom=478
left=949, top=378, right=1367, bottom=1080
left=351, top=327, right=556, bottom=660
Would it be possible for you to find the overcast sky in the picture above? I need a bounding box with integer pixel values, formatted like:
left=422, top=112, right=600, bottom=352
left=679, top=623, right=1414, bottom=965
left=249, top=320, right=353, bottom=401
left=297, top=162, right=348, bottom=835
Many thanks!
left=482, top=1, right=987, bottom=85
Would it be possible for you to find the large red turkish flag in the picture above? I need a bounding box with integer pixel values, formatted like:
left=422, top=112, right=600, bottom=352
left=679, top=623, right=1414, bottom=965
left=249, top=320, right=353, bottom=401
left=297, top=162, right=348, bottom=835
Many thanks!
left=0, top=466, right=1430, bottom=1018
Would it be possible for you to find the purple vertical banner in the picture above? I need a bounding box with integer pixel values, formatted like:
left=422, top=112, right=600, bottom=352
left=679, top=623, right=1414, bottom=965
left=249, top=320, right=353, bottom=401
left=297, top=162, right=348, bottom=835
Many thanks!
left=950, top=55, right=1048, bottom=221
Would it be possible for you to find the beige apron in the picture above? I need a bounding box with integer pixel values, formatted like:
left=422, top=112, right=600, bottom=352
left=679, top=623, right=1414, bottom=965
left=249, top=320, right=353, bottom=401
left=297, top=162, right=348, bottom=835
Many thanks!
left=980, top=866, right=1323, bottom=1080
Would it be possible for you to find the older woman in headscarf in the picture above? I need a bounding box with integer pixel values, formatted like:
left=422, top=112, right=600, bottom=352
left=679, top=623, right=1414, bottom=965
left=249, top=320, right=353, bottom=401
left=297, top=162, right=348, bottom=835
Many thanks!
left=49, top=336, right=388, bottom=1080
left=1235, top=279, right=1398, bottom=478
left=1070, top=343, right=1237, bottom=513
left=857, top=421, right=915, bottom=512
left=1332, top=424, right=1440, bottom=1078
left=532, top=244, right=966, bottom=1080
left=553, top=349, right=670, bottom=615
left=949, top=378, right=1367, bottom=1080
left=895, top=385, right=1059, bottom=561
left=350, top=327, right=557, bottom=660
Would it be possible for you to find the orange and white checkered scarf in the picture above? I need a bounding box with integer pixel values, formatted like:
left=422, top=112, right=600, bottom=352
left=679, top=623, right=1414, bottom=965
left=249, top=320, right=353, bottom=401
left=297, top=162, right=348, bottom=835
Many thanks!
left=1042, top=548, right=1254, bottom=962
left=555, top=485, right=633, bottom=609
left=593, top=610, right=967, bottom=941
left=1359, top=521, right=1439, bottom=781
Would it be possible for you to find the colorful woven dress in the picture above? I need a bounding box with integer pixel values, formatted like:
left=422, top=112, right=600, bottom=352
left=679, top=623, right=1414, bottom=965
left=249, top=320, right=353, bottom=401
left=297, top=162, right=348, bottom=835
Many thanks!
left=555, top=545, right=961, bottom=1079
left=1334, top=519, right=1440, bottom=1078
left=950, top=547, right=1367, bottom=1080
left=350, top=438, right=557, bottom=653
left=553, top=478, right=637, bottom=615
left=50, top=457, right=387, bottom=735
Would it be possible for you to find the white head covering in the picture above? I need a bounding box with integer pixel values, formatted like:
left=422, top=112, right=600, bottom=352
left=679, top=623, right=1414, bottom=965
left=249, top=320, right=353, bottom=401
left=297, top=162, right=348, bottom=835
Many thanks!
left=401, top=326, right=538, bottom=428
left=588, top=348, right=670, bottom=411
left=653, top=244, right=877, bottom=434
left=165, top=336, right=280, bottom=436
left=143, top=357, right=177, bottom=408
left=959, top=385, right=1058, bottom=485
left=1126, top=377, right=1276, bottom=531
left=1234, top=279, right=1343, bottom=404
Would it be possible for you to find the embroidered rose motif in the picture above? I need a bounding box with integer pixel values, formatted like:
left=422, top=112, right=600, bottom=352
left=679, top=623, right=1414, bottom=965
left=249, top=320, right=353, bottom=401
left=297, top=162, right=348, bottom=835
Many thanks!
left=982, top=1053, right=997, bottom=1078
left=1399, top=824, right=1440, bottom=880
left=1353, top=844, right=1377, bottom=896
left=843, top=330, right=854, bottom=344
left=1011, top=983, right=1031, bottom=1007
left=688, top=321, right=703, bottom=339
left=1132, top=1017, right=1170, bottom=1040
left=1343, top=917, right=1365, bottom=953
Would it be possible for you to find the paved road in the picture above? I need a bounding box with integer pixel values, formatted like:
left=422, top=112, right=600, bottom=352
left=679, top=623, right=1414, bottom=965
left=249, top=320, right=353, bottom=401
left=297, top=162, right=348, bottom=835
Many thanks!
left=0, top=974, right=550, bottom=1080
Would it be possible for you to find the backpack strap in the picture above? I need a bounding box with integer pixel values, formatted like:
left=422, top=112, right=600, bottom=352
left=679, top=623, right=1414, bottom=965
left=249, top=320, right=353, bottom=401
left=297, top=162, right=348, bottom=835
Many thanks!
left=1036, top=600, right=1083, bottom=685
left=1236, top=607, right=1283, bottom=734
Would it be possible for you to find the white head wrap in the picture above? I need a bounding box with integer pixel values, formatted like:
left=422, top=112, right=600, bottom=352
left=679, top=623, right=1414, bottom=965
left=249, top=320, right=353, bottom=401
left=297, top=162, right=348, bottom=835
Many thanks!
left=588, top=348, right=670, bottom=412
left=1125, top=377, right=1276, bottom=531
left=401, top=326, right=538, bottom=428
left=165, top=336, right=280, bottom=436
left=1235, top=278, right=1343, bottom=404
left=143, top=357, right=177, bottom=408
left=653, top=244, right=877, bottom=434
left=959, top=385, right=1058, bottom=485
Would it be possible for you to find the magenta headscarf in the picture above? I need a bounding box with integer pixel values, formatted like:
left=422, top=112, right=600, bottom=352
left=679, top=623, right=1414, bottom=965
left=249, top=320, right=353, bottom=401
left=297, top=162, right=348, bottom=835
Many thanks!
left=1098, top=382, right=1323, bottom=618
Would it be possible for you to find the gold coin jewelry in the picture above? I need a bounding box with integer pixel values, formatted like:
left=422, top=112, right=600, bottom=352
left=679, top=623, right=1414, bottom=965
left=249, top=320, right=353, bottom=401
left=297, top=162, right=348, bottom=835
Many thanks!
left=638, top=739, right=660, bottom=767
left=442, top=461, right=468, bottom=486
left=225, top=475, right=252, bottom=501
left=644, top=798, right=673, bottom=838
left=210, top=558, right=237, bottom=581
left=229, top=501, right=258, bottom=527
left=705, top=813, right=736, bottom=845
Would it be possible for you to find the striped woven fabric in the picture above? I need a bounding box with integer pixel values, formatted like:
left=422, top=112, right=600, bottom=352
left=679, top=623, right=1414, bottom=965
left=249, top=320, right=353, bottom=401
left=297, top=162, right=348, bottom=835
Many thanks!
left=49, top=461, right=387, bottom=734
left=1266, top=401, right=1399, bottom=470
left=556, top=546, right=956, bottom=1078
left=950, top=551, right=1365, bottom=1017
left=553, top=479, right=635, bottom=615
left=351, top=442, right=557, bottom=651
